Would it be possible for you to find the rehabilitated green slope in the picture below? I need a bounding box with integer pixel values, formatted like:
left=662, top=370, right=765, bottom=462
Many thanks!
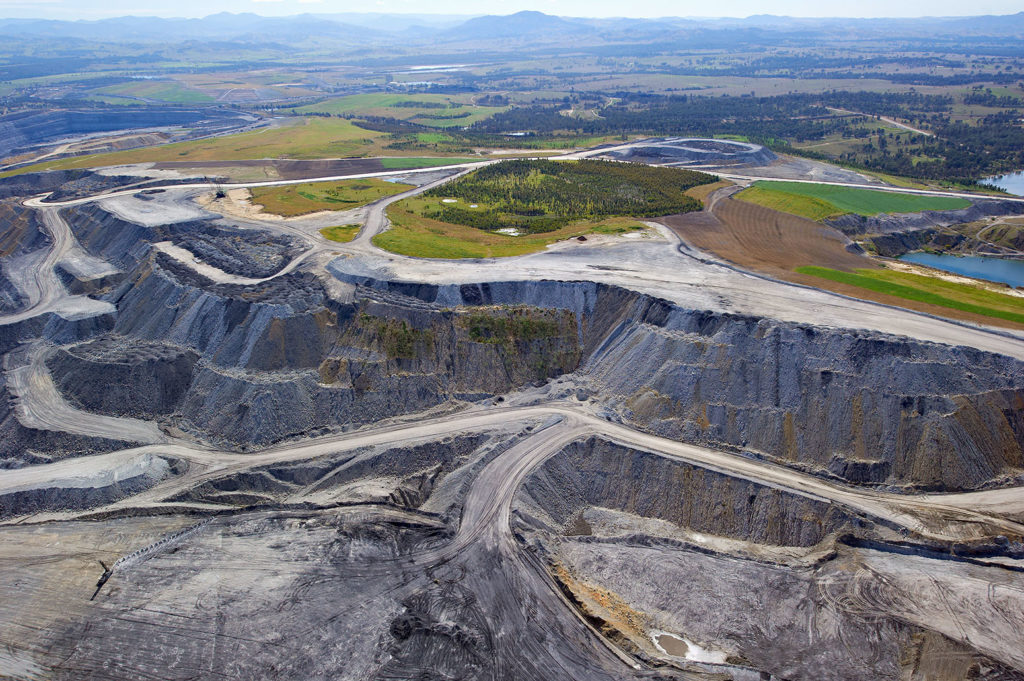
left=737, top=181, right=971, bottom=220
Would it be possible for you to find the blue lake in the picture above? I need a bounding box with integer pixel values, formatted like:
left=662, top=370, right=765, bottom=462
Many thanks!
left=987, top=171, right=1024, bottom=197
left=899, top=252, right=1024, bottom=288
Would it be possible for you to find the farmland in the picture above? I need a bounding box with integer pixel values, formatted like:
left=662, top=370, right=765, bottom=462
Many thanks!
left=293, top=93, right=510, bottom=128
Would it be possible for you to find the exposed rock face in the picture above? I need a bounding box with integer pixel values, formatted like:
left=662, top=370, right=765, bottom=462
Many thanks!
left=0, top=200, right=49, bottom=257
left=826, top=199, right=1024, bottom=236
left=54, top=264, right=123, bottom=296
left=45, top=256, right=582, bottom=446
left=862, top=227, right=1024, bottom=257
left=0, top=200, right=50, bottom=312
left=334, top=277, right=1024, bottom=492
left=63, top=204, right=303, bottom=276
left=518, top=437, right=856, bottom=546
left=0, top=170, right=202, bottom=202
left=579, top=296, right=1024, bottom=492
left=168, top=434, right=489, bottom=511
left=0, top=270, right=24, bottom=313
left=30, top=226, right=1024, bottom=486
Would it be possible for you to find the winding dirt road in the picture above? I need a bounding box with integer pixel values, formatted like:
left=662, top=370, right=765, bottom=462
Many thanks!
left=5, top=388, right=1023, bottom=547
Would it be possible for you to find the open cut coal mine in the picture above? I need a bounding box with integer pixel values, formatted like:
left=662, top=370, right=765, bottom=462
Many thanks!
left=1, top=165, right=1024, bottom=681
left=0, top=107, right=257, bottom=161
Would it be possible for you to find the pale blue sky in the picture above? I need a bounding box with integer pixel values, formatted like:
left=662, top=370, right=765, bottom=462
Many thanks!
left=1, top=0, right=1022, bottom=20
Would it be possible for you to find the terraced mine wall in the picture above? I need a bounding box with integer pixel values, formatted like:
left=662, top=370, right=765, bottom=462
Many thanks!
left=0, top=201, right=49, bottom=257
left=327, top=275, right=1024, bottom=492
left=0, top=274, right=22, bottom=313
left=862, top=226, right=1024, bottom=257
left=0, top=200, right=50, bottom=312
left=46, top=340, right=198, bottom=420
left=861, top=228, right=969, bottom=257
left=170, top=434, right=490, bottom=513
left=52, top=255, right=582, bottom=446
left=63, top=204, right=303, bottom=277
left=0, top=310, right=115, bottom=358
left=518, top=437, right=857, bottom=546
left=581, top=290, right=1024, bottom=492
left=34, top=209, right=1024, bottom=486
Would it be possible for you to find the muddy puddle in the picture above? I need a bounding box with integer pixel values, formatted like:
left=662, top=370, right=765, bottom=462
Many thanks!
left=652, top=631, right=728, bottom=664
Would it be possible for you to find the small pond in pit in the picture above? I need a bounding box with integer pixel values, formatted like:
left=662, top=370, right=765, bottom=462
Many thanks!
left=899, top=252, right=1024, bottom=288
left=651, top=632, right=728, bottom=664
left=986, top=171, right=1024, bottom=197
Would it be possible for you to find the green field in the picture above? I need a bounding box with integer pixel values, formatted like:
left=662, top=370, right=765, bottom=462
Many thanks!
left=0, top=118, right=385, bottom=177
left=374, top=211, right=646, bottom=259
left=319, top=225, right=361, bottom=243
left=250, top=178, right=413, bottom=217
left=293, top=93, right=509, bottom=128
left=795, top=265, right=1024, bottom=325
left=736, top=181, right=972, bottom=221
left=380, top=157, right=479, bottom=170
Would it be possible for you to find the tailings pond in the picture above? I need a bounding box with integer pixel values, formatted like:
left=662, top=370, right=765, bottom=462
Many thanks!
left=899, top=251, right=1024, bottom=287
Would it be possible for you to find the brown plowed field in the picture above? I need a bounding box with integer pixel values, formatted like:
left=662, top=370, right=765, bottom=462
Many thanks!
left=660, top=193, right=1024, bottom=330
left=660, top=195, right=873, bottom=275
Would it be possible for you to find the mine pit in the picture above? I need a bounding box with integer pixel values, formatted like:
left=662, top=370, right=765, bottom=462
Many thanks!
left=2, top=140, right=1024, bottom=680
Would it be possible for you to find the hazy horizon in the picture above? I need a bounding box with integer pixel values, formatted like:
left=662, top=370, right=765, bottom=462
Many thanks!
left=2, top=1, right=1023, bottom=21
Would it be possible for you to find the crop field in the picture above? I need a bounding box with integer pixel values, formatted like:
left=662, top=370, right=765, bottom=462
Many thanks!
left=796, top=266, right=1024, bottom=326
left=294, top=93, right=509, bottom=128
left=319, top=225, right=361, bottom=243
left=0, top=118, right=388, bottom=177
left=249, top=178, right=413, bottom=217
left=736, top=181, right=972, bottom=220
left=374, top=209, right=644, bottom=258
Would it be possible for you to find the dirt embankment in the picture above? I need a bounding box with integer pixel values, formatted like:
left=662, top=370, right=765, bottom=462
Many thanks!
left=659, top=193, right=872, bottom=275
left=660, top=193, right=1024, bottom=330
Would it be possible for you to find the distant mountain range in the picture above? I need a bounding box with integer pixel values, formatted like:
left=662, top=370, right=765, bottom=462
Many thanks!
left=1, top=10, right=1023, bottom=44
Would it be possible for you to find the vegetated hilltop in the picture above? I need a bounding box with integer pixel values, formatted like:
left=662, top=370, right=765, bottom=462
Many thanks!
left=420, top=159, right=715, bottom=234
